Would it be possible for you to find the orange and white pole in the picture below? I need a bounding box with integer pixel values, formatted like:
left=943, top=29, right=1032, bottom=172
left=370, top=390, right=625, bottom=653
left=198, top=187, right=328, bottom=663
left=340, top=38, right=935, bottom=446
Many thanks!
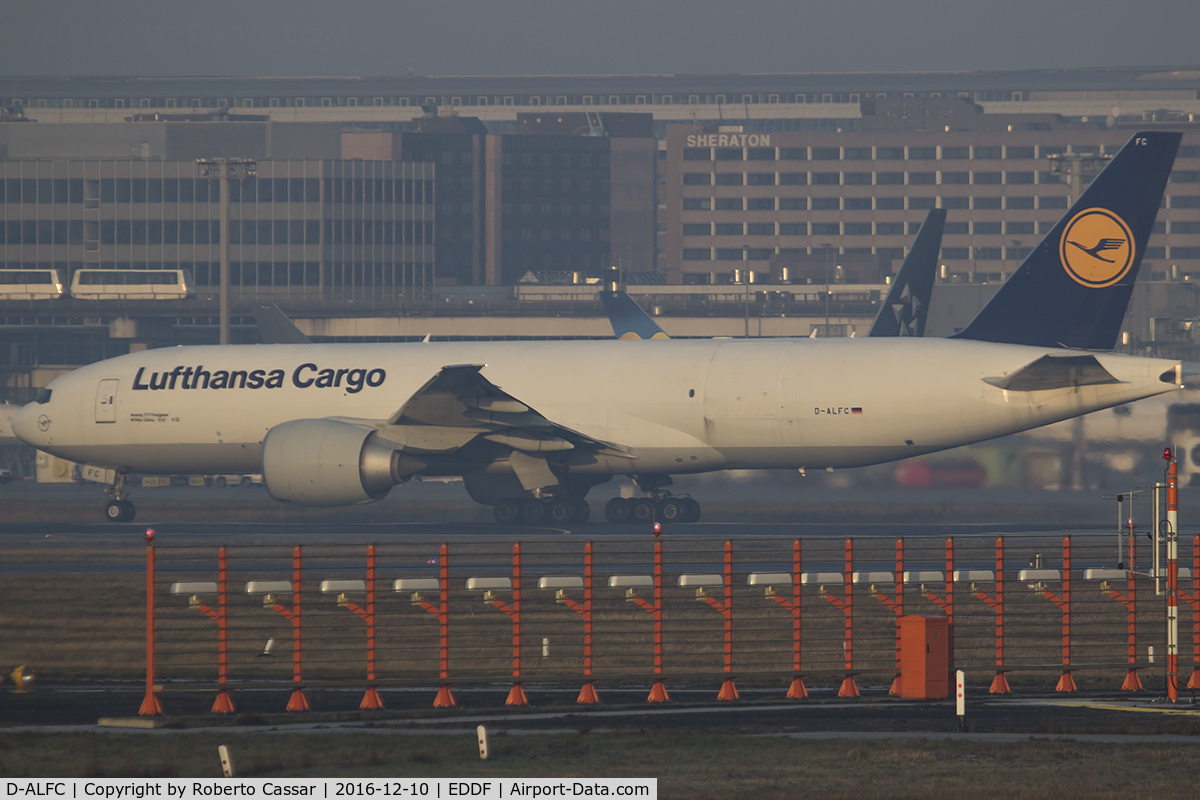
left=1167, top=449, right=1179, bottom=702
left=138, top=528, right=163, bottom=715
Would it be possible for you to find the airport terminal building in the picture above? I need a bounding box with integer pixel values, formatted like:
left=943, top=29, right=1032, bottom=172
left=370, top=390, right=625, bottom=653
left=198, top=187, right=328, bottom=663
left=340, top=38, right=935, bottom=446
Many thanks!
left=2, top=68, right=1200, bottom=402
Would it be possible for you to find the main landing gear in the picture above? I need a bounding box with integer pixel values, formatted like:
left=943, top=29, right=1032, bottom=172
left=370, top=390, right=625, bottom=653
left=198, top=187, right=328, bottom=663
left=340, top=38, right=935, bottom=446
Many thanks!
left=493, top=496, right=591, bottom=525
left=102, top=472, right=136, bottom=522
left=604, top=494, right=701, bottom=524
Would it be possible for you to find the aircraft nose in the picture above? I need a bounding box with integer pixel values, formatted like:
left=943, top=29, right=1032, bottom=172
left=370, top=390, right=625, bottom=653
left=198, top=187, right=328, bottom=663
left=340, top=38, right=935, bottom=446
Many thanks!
left=11, top=403, right=46, bottom=446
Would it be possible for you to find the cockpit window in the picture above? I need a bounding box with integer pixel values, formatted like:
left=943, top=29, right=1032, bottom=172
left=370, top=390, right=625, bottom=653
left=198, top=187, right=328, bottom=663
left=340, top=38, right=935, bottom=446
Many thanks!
left=35, top=388, right=52, bottom=404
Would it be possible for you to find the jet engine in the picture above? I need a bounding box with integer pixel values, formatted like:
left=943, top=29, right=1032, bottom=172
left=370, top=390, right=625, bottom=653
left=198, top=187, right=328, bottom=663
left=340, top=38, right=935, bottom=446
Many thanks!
left=261, top=419, right=422, bottom=506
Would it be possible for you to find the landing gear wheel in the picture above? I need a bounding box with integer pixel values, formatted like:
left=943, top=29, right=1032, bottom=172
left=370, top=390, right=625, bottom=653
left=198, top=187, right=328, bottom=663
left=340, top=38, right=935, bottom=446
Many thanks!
left=547, top=499, right=574, bottom=524
left=604, top=497, right=631, bottom=523
left=682, top=497, right=701, bottom=523
left=659, top=498, right=685, bottom=522
left=494, top=498, right=521, bottom=524
left=104, top=500, right=135, bottom=522
left=571, top=499, right=591, bottom=524
left=520, top=499, right=546, bottom=525
left=632, top=498, right=656, bottom=523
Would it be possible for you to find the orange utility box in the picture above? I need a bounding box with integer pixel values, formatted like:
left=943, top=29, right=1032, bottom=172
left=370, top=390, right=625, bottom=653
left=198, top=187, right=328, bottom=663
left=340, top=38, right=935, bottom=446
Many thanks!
left=899, top=615, right=950, bottom=699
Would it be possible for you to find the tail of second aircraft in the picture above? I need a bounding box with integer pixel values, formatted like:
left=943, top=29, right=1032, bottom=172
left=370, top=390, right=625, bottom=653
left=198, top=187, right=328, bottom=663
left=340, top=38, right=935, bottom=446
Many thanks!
left=869, top=208, right=945, bottom=337
left=953, top=131, right=1180, bottom=350
left=600, top=290, right=670, bottom=339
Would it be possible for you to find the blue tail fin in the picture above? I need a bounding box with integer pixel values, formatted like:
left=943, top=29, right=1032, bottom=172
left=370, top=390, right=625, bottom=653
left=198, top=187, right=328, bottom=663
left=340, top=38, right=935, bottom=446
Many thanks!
left=600, top=290, right=670, bottom=339
left=869, top=208, right=945, bottom=337
left=953, top=131, right=1180, bottom=350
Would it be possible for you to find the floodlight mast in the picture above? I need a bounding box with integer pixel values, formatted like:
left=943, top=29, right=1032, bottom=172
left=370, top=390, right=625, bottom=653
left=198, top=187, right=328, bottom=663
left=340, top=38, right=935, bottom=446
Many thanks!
left=196, top=158, right=257, bottom=345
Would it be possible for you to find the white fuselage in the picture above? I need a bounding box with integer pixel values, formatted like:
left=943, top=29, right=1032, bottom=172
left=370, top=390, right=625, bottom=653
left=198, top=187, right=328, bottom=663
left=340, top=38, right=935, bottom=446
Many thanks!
left=13, top=338, right=1182, bottom=477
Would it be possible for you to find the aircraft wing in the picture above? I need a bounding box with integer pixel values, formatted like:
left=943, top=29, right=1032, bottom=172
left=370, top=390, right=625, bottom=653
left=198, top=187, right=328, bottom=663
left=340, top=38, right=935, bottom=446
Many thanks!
left=384, top=364, right=631, bottom=457
left=983, top=354, right=1125, bottom=392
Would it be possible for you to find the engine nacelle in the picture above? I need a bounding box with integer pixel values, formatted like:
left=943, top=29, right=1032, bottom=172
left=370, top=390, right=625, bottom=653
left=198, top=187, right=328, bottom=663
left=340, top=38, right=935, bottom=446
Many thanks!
left=262, top=419, right=419, bottom=506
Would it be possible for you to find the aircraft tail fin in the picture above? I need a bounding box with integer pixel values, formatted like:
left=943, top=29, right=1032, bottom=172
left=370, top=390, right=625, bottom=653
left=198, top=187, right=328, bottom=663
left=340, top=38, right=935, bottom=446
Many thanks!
left=600, top=290, right=670, bottom=340
left=253, top=304, right=312, bottom=344
left=868, top=208, right=945, bottom=337
left=953, top=131, right=1180, bottom=350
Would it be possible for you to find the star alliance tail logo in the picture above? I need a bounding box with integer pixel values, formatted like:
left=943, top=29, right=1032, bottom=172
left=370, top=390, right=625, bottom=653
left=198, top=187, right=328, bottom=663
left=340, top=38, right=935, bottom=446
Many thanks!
left=1060, top=208, right=1135, bottom=288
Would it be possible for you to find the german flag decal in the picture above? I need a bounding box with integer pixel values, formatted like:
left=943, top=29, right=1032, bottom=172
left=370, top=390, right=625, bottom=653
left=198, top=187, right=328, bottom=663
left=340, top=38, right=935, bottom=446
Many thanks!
left=851, top=407, right=863, bottom=415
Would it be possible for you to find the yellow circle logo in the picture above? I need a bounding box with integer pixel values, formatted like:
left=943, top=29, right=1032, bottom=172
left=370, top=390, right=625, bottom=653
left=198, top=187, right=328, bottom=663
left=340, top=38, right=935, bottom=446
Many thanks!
left=1060, top=208, right=1135, bottom=288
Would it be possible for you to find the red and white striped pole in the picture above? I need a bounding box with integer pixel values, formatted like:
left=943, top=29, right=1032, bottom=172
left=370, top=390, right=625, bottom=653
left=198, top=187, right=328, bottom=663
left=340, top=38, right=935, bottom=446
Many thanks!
left=1167, top=448, right=1179, bottom=703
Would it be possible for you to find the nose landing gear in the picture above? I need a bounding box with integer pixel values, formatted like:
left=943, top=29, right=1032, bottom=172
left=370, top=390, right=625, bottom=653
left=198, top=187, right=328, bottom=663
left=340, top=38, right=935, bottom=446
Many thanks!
left=102, top=472, right=136, bottom=522
left=105, top=499, right=136, bottom=522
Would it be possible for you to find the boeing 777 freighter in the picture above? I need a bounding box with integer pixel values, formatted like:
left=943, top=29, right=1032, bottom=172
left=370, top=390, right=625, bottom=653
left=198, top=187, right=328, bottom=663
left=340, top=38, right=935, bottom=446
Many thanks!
left=12, top=132, right=1183, bottom=524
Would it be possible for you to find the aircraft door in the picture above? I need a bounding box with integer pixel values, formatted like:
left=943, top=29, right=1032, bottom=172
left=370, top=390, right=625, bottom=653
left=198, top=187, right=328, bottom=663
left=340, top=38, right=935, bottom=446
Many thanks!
left=95, top=379, right=118, bottom=423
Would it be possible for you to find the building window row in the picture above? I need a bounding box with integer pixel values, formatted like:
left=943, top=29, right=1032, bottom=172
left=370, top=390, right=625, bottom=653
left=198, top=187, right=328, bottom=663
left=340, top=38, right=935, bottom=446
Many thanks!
left=680, top=220, right=1071, bottom=237
left=677, top=244, right=1199, bottom=263
left=680, top=195, right=1075, bottom=211
left=0, top=218, right=434, bottom=246
left=681, top=245, right=1065, bottom=263
left=682, top=171, right=1064, bottom=186
left=508, top=177, right=610, bottom=195
left=11, top=89, right=1087, bottom=110
left=0, top=178, right=433, bottom=206
left=680, top=144, right=1120, bottom=161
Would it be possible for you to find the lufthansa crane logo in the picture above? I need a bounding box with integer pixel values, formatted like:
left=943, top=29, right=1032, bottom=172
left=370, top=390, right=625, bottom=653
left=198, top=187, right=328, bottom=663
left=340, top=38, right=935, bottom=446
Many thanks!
left=1060, top=208, right=1135, bottom=288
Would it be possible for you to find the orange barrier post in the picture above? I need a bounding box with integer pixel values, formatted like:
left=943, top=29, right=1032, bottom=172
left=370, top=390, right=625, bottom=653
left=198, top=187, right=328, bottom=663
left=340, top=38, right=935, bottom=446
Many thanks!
left=190, top=546, right=236, bottom=713
left=1106, top=530, right=1143, bottom=691
left=417, top=544, right=455, bottom=708
left=1183, top=536, right=1200, bottom=690
left=698, top=541, right=737, bottom=700
left=1167, top=453, right=1179, bottom=703
left=487, top=543, right=527, bottom=705
left=336, top=545, right=383, bottom=709
left=821, top=539, right=858, bottom=697
left=268, top=546, right=309, bottom=711
left=972, top=537, right=1010, bottom=694
left=870, top=538, right=904, bottom=695
left=214, top=546, right=233, bottom=712
left=557, top=542, right=599, bottom=704
left=921, top=538, right=955, bottom=681
left=630, top=540, right=668, bottom=702
left=1037, top=536, right=1076, bottom=692
left=137, top=530, right=163, bottom=716
left=769, top=540, right=806, bottom=698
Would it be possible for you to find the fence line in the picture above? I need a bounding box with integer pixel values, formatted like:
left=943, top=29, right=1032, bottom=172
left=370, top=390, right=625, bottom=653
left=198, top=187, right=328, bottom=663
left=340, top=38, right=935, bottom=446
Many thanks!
left=138, top=533, right=1199, bottom=715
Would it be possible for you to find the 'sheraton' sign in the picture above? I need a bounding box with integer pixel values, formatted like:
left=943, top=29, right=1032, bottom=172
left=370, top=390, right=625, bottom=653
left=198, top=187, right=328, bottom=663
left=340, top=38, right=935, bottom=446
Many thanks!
left=685, top=134, right=772, bottom=148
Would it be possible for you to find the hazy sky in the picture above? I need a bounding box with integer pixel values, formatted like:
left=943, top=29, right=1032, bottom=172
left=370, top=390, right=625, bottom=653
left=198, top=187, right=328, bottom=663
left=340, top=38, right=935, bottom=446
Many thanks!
left=3, top=0, right=1198, bottom=77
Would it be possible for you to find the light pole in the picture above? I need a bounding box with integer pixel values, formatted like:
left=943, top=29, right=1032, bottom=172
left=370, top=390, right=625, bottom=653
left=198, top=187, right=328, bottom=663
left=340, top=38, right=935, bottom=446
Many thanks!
left=197, top=158, right=257, bottom=345
left=741, top=245, right=751, bottom=338
left=820, top=243, right=833, bottom=337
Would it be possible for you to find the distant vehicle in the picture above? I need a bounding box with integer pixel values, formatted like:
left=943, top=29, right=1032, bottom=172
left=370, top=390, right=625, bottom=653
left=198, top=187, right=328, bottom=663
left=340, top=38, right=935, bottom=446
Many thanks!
left=0, top=468, right=13, bottom=485
left=0, top=268, right=65, bottom=300
left=70, top=268, right=192, bottom=300
left=215, top=474, right=263, bottom=488
left=894, top=459, right=988, bottom=489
